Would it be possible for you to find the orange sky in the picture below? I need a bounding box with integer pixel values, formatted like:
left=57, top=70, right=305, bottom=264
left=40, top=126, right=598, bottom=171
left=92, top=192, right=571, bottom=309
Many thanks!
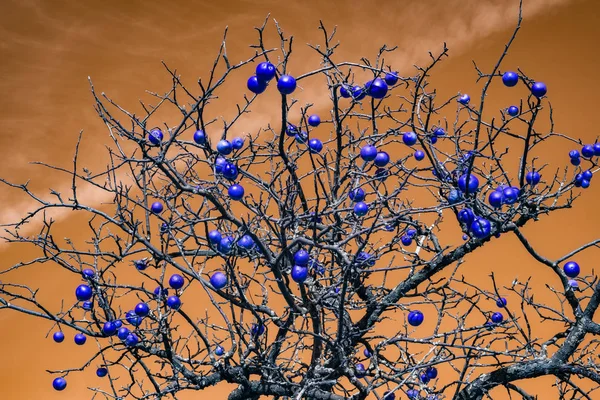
left=0, top=0, right=599, bottom=398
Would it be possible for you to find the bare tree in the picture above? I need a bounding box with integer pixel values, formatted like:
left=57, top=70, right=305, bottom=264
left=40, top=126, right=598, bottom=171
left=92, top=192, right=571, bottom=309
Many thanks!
left=1, top=2, right=599, bottom=399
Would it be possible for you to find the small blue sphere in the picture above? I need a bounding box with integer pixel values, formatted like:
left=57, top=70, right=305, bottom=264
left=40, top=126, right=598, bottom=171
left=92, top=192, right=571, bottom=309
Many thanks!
left=360, top=145, right=378, bottom=161
left=384, top=71, right=399, bottom=85
left=150, top=201, right=164, bottom=214
left=75, top=284, right=93, bottom=301
left=458, top=208, right=475, bottom=225
left=53, top=331, right=65, bottom=343
left=238, top=234, right=255, bottom=250
left=349, top=188, right=366, bottom=202
left=458, top=174, right=479, bottom=193
left=82, top=268, right=95, bottom=278
left=401, top=235, right=412, bottom=246
left=563, top=261, right=580, bottom=278
left=125, top=333, right=139, bottom=347
left=291, top=265, right=309, bottom=283
left=502, top=71, right=519, bottom=87
left=217, top=140, right=233, bottom=155
left=82, top=301, right=93, bottom=311
left=526, top=171, right=541, bottom=185
left=53, top=377, right=67, bottom=391
left=135, top=302, right=150, bottom=317
left=294, top=249, right=310, bottom=266
left=496, top=297, right=507, bottom=308
left=426, top=366, right=438, bottom=379
left=308, top=114, right=321, bottom=127
left=531, top=82, right=547, bottom=98
left=102, top=321, right=117, bottom=336
left=374, top=151, right=390, bottom=167
left=582, top=144, right=595, bottom=158
left=414, top=150, right=425, bottom=161
left=434, top=127, right=445, bottom=136
left=96, top=367, right=108, bottom=377
left=218, top=236, right=233, bottom=254
left=308, top=138, right=323, bottom=153
left=354, top=201, right=369, bottom=216
left=458, top=94, right=470, bottom=105
left=256, top=62, right=276, bottom=81
left=148, top=128, right=163, bottom=145
left=228, top=184, right=245, bottom=201
left=277, top=75, right=297, bottom=95
left=352, top=85, right=366, bottom=100
left=407, top=310, right=424, bottom=326
left=74, top=333, right=87, bottom=345
left=231, top=137, right=245, bottom=150
left=368, top=78, right=388, bottom=99
left=507, top=106, right=519, bottom=116
left=471, top=218, right=492, bottom=238
left=117, top=327, right=130, bottom=340
left=403, top=131, right=418, bottom=146
left=503, top=187, right=519, bottom=204
left=166, top=295, right=181, bottom=310
left=488, top=191, right=504, bottom=208
left=210, top=271, right=228, bottom=290
left=215, top=345, right=225, bottom=356
left=169, top=274, right=185, bottom=290
left=208, top=230, right=222, bottom=244
left=339, top=85, right=351, bottom=98
left=247, top=76, right=267, bottom=94
left=491, top=312, right=504, bottom=323
left=193, top=130, right=206, bottom=145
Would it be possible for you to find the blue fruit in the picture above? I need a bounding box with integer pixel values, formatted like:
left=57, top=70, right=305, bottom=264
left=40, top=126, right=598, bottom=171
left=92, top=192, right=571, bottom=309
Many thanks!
left=135, top=302, right=150, bottom=317
left=53, top=377, right=67, bottom=391
left=385, top=72, right=399, bottom=85
left=251, top=323, right=265, bottom=336
left=470, top=218, right=491, bottom=238
left=125, top=333, right=139, bottom=346
left=339, top=85, right=351, bottom=98
left=407, top=310, right=424, bottom=326
left=150, top=201, right=164, bottom=214
left=488, top=191, right=504, bottom=208
left=228, top=184, right=245, bottom=201
left=448, top=189, right=462, bottom=204
left=277, top=75, right=297, bottom=95
left=563, top=261, right=580, bottom=278
left=238, top=234, right=255, bottom=249
left=582, top=145, right=595, bottom=158
left=126, top=310, right=143, bottom=326
left=368, top=77, right=388, bottom=99
left=352, top=85, right=366, bottom=100
left=148, top=128, right=163, bottom=145
left=222, top=163, right=239, bottom=181
left=426, top=366, right=438, bottom=379
left=291, top=265, right=309, bottom=283
left=491, top=312, right=504, bottom=323
left=458, top=174, right=479, bottom=193
left=375, top=168, right=389, bottom=181
left=496, top=297, right=507, bottom=308
left=403, top=131, right=418, bottom=146
left=74, top=333, right=86, bottom=345
left=458, top=208, right=475, bottom=224
left=82, top=269, right=95, bottom=278
left=231, top=137, right=244, bottom=150
left=210, top=271, right=228, bottom=289
left=103, top=321, right=117, bottom=336
left=193, top=130, right=206, bottom=145
left=360, top=145, right=378, bottom=161
left=308, top=138, right=323, bottom=153
left=214, top=156, right=227, bottom=174
left=349, top=188, right=366, bottom=202
left=354, top=201, right=369, bottom=216
left=53, top=331, right=65, bottom=343
left=308, top=114, right=321, bottom=127
left=247, top=76, right=267, bottom=94
left=414, top=150, right=425, bottom=161
left=82, top=301, right=93, bottom=310
left=374, top=151, right=390, bottom=167
left=117, top=327, right=130, bottom=340
left=169, top=274, right=185, bottom=290
left=286, top=123, right=299, bottom=136
left=458, top=94, right=470, bottom=105
left=507, top=106, right=519, bottom=116
left=502, top=71, right=519, bottom=87
left=503, top=187, right=519, bottom=204
left=295, top=131, right=308, bottom=144
left=217, top=140, right=233, bottom=155
left=215, top=345, right=225, bottom=356
left=531, top=82, right=547, bottom=98
left=526, top=171, right=541, bottom=185
left=166, top=295, right=181, bottom=310
left=208, top=230, right=222, bottom=244
left=218, top=236, right=233, bottom=254
left=75, top=284, right=93, bottom=301
left=435, top=128, right=445, bottom=136
left=401, top=235, right=412, bottom=246
left=256, top=62, right=276, bottom=81
left=294, top=249, right=310, bottom=266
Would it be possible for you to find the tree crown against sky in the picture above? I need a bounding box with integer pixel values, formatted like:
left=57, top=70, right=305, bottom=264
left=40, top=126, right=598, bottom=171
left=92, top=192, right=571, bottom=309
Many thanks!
left=1, top=2, right=600, bottom=399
